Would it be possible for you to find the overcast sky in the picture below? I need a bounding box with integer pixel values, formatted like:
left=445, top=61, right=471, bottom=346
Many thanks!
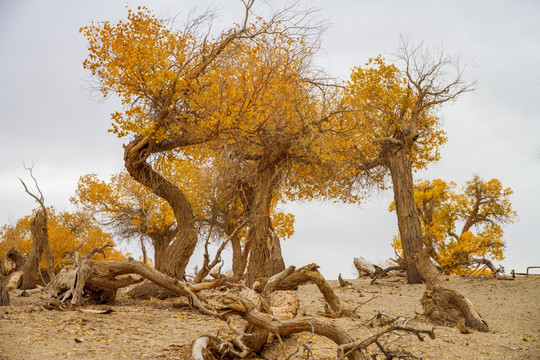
left=1, top=1, right=539, bottom=279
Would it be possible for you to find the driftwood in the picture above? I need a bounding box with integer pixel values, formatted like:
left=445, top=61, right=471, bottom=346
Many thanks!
left=6, top=271, right=23, bottom=290
left=416, top=248, right=489, bottom=332
left=190, top=290, right=433, bottom=360
left=338, top=273, right=352, bottom=287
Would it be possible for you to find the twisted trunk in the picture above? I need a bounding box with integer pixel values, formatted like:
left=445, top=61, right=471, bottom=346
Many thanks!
left=124, top=139, right=197, bottom=280
left=387, top=146, right=424, bottom=284
left=245, top=167, right=285, bottom=287
left=149, top=231, right=174, bottom=273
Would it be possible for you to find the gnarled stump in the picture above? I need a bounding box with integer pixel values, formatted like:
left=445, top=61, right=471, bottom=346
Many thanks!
left=416, top=248, right=488, bottom=332
left=3, top=248, right=26, bottom=275
left=50, top=260, right=144, bottom=305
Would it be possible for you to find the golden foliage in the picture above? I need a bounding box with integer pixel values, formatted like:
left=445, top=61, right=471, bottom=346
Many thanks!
left=0, top=208, right=125, bottom=272
left=344, top=55, right=448, bottom=174
left=391, top=176, right=518, bottom=274
left=72, top=172, right=176, bottom=236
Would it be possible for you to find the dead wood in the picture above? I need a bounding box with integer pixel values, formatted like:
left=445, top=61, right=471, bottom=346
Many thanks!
left=3, top=247, right=26, bottom=275
left=338, top=273, right=352, bottom=287
left=253, top=263, right=349, bottom=317
left=19, top=169, right=56, bottom=282
left=45, top=257, right=431, bottom=360
left=193, top=292, right=434, bottom=360
left=49, top=257, right=231, bottom=307
left=21, top=211, right=48, bottom=289
left=336, top=325, right=435, bottom=360
left=467, top=258, right=505, bottom=278
left=191, top=292, right=363, bottom=360
left=6, top=271, right=23, bottom=290
left=353, top=257, right=377, bottom=276
left=370, top=265, right=405, bottom=284
left=416, top=248, right=489, bottom=332
left=268, top=290, right=300, bottom=320
left=126, top=281, right=180, bottom=300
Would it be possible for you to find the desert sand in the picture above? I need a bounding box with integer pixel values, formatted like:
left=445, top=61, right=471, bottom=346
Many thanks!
left=1, top=274, right=538, bottom=359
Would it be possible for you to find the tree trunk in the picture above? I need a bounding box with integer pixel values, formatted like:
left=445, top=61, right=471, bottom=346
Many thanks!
left=41, top=228, right=55, bottom=282
left=21, top=211, right=47, bottom=289
left=230, top=233, right=248, bottom=281
left=387, top=147, right=424, bottom=284
left=124, top=138, right=198, bottom=280
left=150, top=232, right=173, bottom=272
left=139, top=235, right=147, bottom=265
left=0, top=275, right=9, bottom=306
left=245, top=168, right=286, bottom=287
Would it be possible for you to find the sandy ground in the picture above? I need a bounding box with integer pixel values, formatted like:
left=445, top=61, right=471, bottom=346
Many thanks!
left=0, top=274, right=538, bottom=359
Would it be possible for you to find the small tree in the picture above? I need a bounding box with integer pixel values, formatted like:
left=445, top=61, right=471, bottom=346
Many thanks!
left=391, top=176, right=517, bottom=274
left=17, top=165, right=55, bottom=288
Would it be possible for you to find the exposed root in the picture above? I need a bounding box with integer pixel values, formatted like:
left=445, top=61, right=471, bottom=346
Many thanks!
left=416, top=248, right=489, bottom=332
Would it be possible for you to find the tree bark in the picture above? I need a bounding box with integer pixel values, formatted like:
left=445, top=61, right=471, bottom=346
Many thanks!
left=0, top=274, right=9, bottom=306
left=124, top=138, right=198, bottom=280
left=230, top=233, right=248, bottom=281
left=245, top=167, right=286, bottom=287
left=3, top=247, right=26, bottom=275
left=21, top=211, right=48, bottom=289
left=126, top=230, right=177, bottom=299
left=387, top=147, right=424, bottom=284
left=139, top=235, right=147, bottom=265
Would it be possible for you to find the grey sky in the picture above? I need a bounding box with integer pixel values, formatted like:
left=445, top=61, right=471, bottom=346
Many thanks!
left=1, top=1, right=539, bottom=279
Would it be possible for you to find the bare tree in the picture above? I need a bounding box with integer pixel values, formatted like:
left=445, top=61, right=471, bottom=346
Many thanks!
left=18, top=164, right=55, bottom=288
